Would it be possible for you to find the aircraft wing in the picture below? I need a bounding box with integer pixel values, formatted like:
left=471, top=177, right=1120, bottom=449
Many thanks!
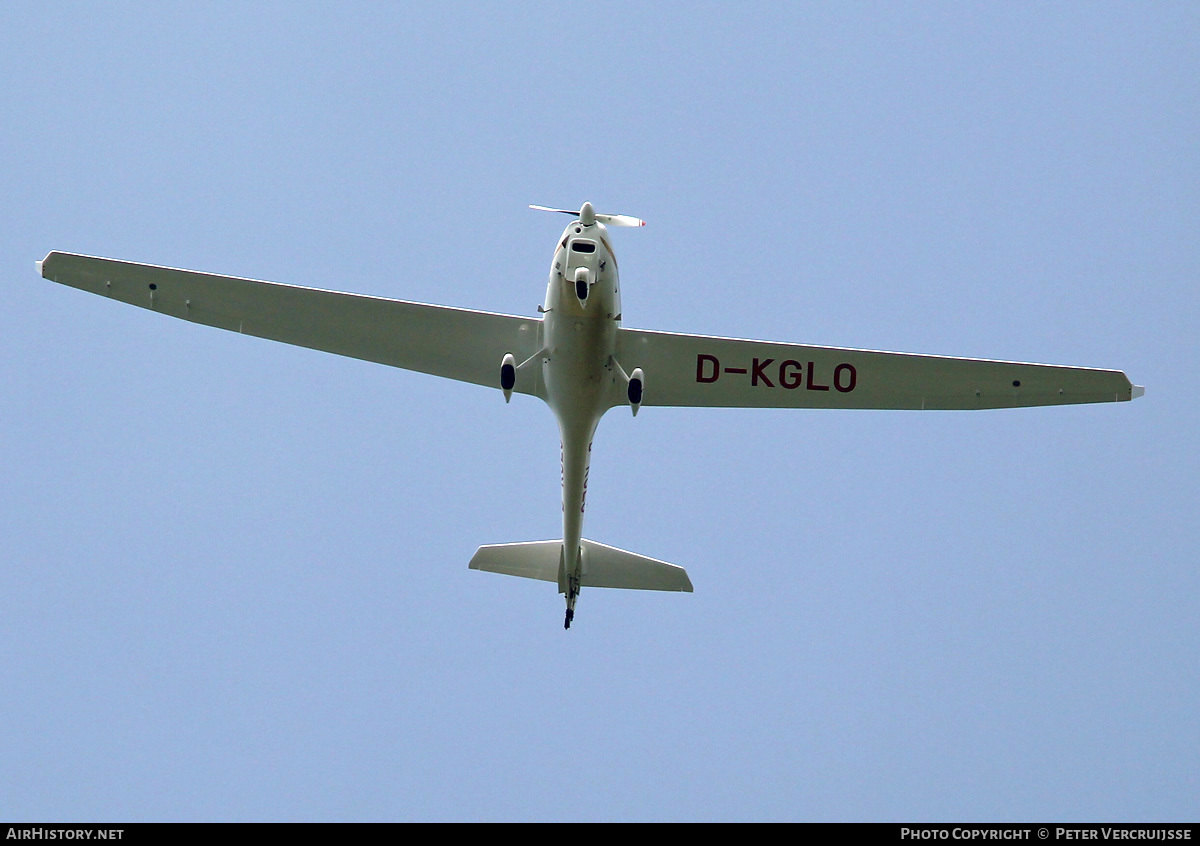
left=38, top=252, right=545, bottom=397
left=616, top=327, right=1142, bottom=410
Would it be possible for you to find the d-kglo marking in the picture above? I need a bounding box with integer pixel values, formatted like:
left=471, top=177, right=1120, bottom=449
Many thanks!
left=696, top=354, right=857, bottom=393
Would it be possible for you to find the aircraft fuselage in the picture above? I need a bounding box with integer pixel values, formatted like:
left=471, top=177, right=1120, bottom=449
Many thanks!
left=541, top=218, right=624, bottom=618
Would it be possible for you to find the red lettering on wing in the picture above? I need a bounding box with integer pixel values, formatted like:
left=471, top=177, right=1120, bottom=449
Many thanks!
left=834, top=363, right=857, bottom=392
left=751, top=357, right=775, bottom=387
left=779, top=360, right=803, bottom=389
left=698, top=354, right=856, bottom=393
left=806, top=361, right=830, bottom=391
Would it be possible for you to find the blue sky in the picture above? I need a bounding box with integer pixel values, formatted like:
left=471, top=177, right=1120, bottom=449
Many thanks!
left=1, top=2, right=1196, bottom=821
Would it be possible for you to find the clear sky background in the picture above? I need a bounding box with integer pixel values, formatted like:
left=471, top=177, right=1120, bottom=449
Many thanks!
left=1, top=2, right=1195, bottom=822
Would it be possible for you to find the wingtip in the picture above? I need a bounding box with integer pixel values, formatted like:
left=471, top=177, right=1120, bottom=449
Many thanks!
left=1132, top=385, right=1145, bottom=400
left=35, top=251, right=57, bottom=278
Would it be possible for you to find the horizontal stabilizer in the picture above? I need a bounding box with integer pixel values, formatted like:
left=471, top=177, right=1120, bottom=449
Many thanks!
left=469, top=540, right=562, bottom=583
left=579, top=540, right=693, bottom=591
left=469, top=539, right=693, bottom=592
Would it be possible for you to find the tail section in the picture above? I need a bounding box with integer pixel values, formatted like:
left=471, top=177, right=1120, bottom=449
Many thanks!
left=469, top=539, right=692, bottom=593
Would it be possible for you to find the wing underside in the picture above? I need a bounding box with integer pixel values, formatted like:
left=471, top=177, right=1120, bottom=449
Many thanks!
left=38, top=251, right=545, bottom=396
left=616, top=327, right=1140, bottom=410
left=38, top=253, right=1141, bottom=410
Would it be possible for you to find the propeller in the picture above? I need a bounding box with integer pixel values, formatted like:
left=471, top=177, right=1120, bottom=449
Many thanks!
left=529, top=202, right=645, bottom=228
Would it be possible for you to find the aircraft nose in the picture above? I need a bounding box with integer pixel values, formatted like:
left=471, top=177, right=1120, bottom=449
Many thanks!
left=579, top=202, right=595, bottom=226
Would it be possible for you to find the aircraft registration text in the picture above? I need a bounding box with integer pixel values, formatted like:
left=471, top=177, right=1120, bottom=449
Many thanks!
left=696, top=354, right=857, bottom=392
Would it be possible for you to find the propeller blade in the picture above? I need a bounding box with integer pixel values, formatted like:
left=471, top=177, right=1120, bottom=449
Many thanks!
left=595, top=213, right=646, bottom=228
left=528, top=204, right=578, bottom=216
left=529, top=203, right=645, bottom=228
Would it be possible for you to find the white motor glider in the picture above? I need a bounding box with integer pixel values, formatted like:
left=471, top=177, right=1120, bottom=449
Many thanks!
left=37, top=202, right=1143, bottom=628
